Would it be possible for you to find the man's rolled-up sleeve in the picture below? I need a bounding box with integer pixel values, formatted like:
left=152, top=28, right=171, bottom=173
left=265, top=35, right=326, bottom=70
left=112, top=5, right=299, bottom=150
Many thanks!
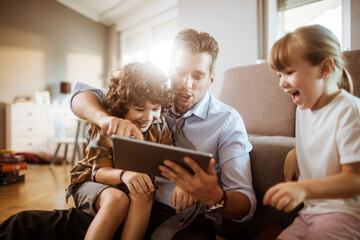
left=70, top=82, right=106, bottom=117
left=218, top=112, right=256, bottom=222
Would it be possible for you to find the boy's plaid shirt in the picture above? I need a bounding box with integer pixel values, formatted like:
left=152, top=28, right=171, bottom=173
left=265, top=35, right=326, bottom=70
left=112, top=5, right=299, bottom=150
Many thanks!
left=69, top=115, right=172, bottom=184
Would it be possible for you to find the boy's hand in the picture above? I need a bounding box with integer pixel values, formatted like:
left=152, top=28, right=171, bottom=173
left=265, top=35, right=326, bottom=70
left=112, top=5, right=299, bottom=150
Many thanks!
left=160, top=157, right=220, bottom=206
left=263, top=181, right=306, bottom=212
left=122, top=171, right=154, bottom=197
left=171, top=185, right=197, bottom=213
left=99, top=116, right=143, bottom=140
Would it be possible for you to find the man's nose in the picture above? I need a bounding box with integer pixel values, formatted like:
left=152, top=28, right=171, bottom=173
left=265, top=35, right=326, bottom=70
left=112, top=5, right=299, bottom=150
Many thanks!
left=181, top=74, right=193, bottom=89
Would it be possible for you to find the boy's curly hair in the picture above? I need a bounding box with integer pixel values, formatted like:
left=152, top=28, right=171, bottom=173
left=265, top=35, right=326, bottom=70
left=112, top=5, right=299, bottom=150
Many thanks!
left=105, top=62, right=174, bottom=117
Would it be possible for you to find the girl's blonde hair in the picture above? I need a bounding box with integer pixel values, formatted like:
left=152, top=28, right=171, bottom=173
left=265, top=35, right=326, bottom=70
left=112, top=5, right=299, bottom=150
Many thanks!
left=269, top=24, right=353, bottom=94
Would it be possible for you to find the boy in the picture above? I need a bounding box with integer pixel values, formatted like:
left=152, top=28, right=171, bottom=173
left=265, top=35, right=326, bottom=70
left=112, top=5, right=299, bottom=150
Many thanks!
left=67, top=62, right=186, bottom=240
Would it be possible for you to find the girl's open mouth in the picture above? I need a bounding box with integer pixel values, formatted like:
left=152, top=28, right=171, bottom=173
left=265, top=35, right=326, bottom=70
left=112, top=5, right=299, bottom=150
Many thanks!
left=292, top=91, right=300, bottom=103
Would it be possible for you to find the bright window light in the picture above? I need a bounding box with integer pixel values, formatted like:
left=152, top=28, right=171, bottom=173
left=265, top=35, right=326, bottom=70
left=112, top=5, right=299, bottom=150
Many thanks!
left=121, top=19, right=177, bottom=74
left=149, top=41, right=173, bottom=73
left=279, top=0, right=342, bottom=47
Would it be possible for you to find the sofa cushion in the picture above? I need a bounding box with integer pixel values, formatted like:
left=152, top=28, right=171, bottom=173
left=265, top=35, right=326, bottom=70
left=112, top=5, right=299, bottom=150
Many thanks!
left=343, top=49, right=360, bottom=98
left=220, top=63, right=296, bottom=137
left=214, top=135, right=299, bottom=239
left=249, top=135, right=295, bottom=199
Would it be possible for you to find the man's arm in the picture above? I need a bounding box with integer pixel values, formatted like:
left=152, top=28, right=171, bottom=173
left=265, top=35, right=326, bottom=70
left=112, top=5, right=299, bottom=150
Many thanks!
left=159, top=157, right=252, bottom=220
left=71, top=86, right=142, bottom=139
left=72, top=91, right=108, bottom=126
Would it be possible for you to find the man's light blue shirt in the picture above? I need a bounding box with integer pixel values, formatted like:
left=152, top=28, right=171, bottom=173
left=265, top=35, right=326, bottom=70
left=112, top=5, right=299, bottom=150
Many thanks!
left=164, top=92, right=255, bottom=221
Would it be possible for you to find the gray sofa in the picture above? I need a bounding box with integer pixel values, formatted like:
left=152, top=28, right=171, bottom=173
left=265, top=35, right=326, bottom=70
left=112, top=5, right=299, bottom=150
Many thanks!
left=216, top=49, right=360, bottom=239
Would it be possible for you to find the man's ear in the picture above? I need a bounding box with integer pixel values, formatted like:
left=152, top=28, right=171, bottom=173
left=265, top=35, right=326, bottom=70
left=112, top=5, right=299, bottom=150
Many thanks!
left=320, top=57, right=334, bottom=78
left=210, top=72, right=215, bottom=85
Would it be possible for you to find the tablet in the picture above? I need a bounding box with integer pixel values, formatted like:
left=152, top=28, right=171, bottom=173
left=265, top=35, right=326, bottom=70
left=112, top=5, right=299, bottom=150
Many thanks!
left=112, top=135, right=213, bottom=177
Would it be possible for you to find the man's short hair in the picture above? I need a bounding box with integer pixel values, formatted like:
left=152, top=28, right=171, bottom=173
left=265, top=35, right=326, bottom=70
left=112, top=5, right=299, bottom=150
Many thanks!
left=172, top=29, right=219, bottom=75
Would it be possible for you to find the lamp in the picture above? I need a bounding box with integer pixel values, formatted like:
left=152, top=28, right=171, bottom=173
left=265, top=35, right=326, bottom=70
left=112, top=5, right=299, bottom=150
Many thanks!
left=60, top=82, right=71, bottom=94
left=59, top=81, right=71, bottom=105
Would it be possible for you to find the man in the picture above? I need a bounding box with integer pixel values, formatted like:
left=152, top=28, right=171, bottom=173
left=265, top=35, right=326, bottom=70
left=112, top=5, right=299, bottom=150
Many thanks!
left=71, top=29, right=256, bottom=239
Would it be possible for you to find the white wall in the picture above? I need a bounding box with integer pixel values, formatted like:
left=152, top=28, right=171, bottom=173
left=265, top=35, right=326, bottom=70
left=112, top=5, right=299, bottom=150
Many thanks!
left=348, top=0, right=360, bottom=50
left=0, top=0, right=107, bottom=149
left=0, top=0, right=107, bottom=104
left=178, top=0, right=258, bottom=98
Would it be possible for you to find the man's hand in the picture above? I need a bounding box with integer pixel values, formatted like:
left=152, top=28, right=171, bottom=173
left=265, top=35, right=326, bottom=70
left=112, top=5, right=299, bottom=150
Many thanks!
left=159, top=157, right=223, bottom=206
left=71, top=91, right=143, bottom=139
left=122, top=171, right=154, bottom=197
left=263, top=181, right=306, bottom=212
left=99, top=116, right=143, bottom=140
left=171, top=185, right=197, bottom=213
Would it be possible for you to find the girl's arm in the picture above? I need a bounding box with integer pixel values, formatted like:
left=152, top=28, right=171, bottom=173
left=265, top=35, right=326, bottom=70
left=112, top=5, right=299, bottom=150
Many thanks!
left=300, top=161, right=360, bottom=199
left=283, top=148, right=300, bottom=181
left=263, top=161, right=360, bottom=212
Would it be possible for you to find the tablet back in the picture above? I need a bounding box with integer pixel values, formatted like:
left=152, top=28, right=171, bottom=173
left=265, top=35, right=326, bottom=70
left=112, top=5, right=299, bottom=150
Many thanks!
left=112, top=135, right=213, bottom=177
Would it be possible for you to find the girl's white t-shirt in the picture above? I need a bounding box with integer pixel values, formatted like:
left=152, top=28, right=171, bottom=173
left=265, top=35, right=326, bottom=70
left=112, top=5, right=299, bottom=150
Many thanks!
left=296, top=89, right=360, bottom=220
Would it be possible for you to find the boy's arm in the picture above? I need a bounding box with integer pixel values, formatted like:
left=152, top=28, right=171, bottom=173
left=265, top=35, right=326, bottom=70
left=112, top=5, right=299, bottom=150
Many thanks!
left=71, top=89, right=143, bottom=139
left=96, top=167, right=154, bottom=197
left=171, top=185, right=197, bottom=213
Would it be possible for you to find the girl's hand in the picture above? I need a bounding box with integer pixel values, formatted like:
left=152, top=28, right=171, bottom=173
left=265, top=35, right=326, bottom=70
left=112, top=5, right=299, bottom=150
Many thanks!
left=284, top=148, right=300, bottom=181
left=122, top=171, right=154, bottom=197
left=171, top=185, right=197, bottom=213
left=263, top=181, right=306, bottom=212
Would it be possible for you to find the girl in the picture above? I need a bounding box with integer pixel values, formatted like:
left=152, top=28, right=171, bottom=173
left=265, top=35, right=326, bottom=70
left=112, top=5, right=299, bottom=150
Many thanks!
left=263, top=25, right=360, bottom=239
left=66, top=62, right=190, bottom=240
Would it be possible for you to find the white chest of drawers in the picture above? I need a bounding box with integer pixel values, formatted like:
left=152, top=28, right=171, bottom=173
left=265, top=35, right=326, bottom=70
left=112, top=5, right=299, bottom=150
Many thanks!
left=6, top=104, right=53, bottom=152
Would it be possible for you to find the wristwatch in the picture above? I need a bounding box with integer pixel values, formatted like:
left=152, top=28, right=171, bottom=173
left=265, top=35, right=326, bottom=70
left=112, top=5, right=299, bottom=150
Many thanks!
left=205, top=189, right=226, bottom=213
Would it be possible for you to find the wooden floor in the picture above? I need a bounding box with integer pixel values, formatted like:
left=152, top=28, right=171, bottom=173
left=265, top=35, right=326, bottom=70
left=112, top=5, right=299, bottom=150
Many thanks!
left=0, top=164, right=75, bottom=223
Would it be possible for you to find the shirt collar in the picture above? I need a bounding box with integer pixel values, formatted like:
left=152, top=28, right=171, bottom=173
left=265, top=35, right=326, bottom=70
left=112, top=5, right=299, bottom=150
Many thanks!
left=170, top=91, right=210, bottom=120
left=152, top=115, right=163, bottom=124
left=145, top=115, right=163, bottom=133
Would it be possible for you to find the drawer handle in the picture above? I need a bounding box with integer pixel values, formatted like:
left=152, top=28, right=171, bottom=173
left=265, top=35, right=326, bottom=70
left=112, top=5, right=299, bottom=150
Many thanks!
left=28, top=142, right=33, bottom=146
left=28, top=128, right=33, bottom=132
left=27, top=113, right=32, bottom=117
